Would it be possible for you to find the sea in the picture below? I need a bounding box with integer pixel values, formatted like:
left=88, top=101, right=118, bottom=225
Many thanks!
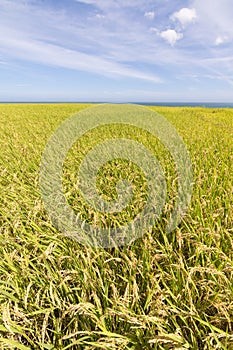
left=1, top=102, right=233, bottom=108
left=133, top=102, right=233, bottom=108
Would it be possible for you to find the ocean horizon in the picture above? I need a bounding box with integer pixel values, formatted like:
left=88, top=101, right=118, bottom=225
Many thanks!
left=1, top=101, right=233, bottom=108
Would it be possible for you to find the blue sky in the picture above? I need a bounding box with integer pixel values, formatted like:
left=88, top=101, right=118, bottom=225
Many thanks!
left=0, top=0, right=233, bottom=102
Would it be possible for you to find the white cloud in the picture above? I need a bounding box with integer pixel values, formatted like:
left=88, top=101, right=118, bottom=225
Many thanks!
left=160, top=29, right=183, bottom=46
left=171, top=8, right=197, bottom=27
left=1, top=0, right=233, bottom=97
left=215, top=35, right=228, bottom=46
left=95, top=13, right=105, bottom=19
left=144, top=11, right=155, bottom=20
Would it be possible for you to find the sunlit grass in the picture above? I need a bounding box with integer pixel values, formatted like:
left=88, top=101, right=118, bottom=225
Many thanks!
left=0, top=104, right=232, bottom=349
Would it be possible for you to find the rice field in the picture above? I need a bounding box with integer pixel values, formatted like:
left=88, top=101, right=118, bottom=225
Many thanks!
left=0, top=103, right=232, bottom=349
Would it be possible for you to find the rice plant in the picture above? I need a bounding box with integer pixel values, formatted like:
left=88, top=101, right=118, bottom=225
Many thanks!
left=0, top=104, right=232, bottom=349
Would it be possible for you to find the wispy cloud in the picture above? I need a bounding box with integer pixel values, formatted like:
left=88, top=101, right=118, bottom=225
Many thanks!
left=15, top=83, right=31, bottom=87
left=192, top=0, right=233, bottom=43
left=0, top=29, right=161, bottom=82
left=144, top=11, right=156, bottom=20
left=0, top=0, right=233, bottom=101
left=0, top=0, right=162, bottom=82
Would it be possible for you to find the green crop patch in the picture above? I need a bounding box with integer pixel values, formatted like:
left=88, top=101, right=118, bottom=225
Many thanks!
left=0, top=103, right=232, bottom=349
